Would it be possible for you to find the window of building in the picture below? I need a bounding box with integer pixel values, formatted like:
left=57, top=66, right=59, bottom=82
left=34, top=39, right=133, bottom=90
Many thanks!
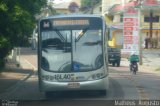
left=144, top=16, right=159, bottom=22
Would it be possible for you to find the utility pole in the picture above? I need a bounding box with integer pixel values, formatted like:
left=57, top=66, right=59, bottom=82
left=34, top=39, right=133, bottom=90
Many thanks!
left=138, top=0, right=143, bottom=65
left=149, top=9, right=153, bottom=48
left=138, top=7, right=143, bottom=65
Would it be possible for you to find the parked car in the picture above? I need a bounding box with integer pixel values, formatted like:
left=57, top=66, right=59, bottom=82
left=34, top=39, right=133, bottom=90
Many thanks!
left=108, top=47, right=121, bottom=67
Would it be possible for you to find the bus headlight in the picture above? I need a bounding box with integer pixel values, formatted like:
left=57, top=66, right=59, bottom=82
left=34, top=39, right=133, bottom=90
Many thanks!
left=89, top=72, right=106, bottom=80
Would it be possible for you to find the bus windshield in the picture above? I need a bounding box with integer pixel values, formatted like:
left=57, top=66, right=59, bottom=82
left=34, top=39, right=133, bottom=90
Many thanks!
left=40, top=18, right=103, bottom=72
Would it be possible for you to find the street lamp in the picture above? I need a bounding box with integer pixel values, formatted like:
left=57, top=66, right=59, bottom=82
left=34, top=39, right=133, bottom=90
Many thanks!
left=149, top=9, right=153, bottom=40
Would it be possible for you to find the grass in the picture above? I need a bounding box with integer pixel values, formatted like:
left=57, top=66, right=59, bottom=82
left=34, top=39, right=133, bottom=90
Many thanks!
left=155, top=67, right=160, bottom=72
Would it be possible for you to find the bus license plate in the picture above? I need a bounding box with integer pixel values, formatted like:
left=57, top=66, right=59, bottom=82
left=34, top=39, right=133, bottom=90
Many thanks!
left=67, top=82, right=80, bottom=88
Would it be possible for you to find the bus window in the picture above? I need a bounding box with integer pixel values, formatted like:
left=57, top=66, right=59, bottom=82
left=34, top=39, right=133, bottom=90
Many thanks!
left=41, top=29, right=103, bottom=72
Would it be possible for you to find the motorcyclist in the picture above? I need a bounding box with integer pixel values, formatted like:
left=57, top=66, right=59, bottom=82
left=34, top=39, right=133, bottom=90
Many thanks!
left=128, top=52, right=139, bottom=71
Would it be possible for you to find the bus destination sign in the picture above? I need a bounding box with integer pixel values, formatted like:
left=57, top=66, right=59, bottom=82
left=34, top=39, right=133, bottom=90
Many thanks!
left=53, top=19, right=89, bottom=26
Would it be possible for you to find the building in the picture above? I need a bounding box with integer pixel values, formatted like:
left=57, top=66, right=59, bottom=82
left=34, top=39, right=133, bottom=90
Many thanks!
left=140, top=1, right=160, bottom=48
left=106, top=1, right=139, bottom=48
left=105, top=0, right=160, bottom=49
left=102, top=0, right=131, bottom=15
left=83, top=2, right=102, bottom=14
left=52, top=0, right=81, bottom=14
left=52, top=2, right=71, bottom=14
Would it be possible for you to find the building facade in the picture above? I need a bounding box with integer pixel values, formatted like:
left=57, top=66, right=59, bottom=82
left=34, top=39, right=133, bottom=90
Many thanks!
left=52, top=0, right=81, bottom=14
left=141, top=9, right=160, bottom=48
left=105, top=0, right=160, bottom=49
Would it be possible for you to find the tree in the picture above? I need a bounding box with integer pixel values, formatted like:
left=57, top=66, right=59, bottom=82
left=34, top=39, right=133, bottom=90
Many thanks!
left=0, top=0, right=47, bottom=68
left=81, top=0, right=101, bottom=13
left=39, top=2, right=57, bottom=18
left=68, top=2, right=79, bottom=13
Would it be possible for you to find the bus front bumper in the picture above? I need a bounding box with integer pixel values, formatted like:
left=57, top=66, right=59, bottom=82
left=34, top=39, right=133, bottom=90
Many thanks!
left=39, top=76, right=109, bottom=92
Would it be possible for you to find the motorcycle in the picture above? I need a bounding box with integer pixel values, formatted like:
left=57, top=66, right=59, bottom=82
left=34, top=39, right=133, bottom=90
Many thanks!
left=130, top=62, right=138, bottom=75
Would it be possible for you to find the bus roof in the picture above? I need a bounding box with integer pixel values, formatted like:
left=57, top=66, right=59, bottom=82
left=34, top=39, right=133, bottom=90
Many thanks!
left=40, top=14, right=103, bottom=21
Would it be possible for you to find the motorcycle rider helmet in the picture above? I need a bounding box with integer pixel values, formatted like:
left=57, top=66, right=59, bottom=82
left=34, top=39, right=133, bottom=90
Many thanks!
left=131, top=51, right=137, bottom=55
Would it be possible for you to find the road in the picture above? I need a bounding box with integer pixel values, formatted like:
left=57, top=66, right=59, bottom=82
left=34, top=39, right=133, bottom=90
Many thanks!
left=0, top=48, right=160, bottom=105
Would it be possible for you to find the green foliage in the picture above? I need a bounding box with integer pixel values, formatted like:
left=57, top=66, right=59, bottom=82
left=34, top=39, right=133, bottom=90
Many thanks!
left=81, top=0, right=101, bottom=8
left=0, top=0, right=47, bottom=68
left=0, top=35, right=12, bottom=68
left=80, top=0, right=101, bottom=13
left=155, top=67, right=160, bottom=71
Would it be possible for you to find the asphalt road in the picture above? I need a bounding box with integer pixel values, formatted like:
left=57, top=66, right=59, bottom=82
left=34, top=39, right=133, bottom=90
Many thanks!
left=0, top=48, right=160, bottom=106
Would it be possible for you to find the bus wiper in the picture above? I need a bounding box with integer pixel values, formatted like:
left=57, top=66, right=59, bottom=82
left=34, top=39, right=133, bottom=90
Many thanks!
left=75, top=28, right=88, bottom=42
left=54, top=28, right=66, bottom=42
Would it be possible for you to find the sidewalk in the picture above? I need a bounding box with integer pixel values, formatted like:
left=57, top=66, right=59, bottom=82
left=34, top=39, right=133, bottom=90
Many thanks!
left=0, top=57, right=35, bottom=95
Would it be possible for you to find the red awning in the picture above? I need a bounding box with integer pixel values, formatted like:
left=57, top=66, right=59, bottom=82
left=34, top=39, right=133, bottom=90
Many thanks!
left=109, top=0, right=160, bottom=14
left=111, top=1, right=139, bottom=12
left=143, top=0, right=158, bottom=6
left=124, top=1, right=139, bottom=8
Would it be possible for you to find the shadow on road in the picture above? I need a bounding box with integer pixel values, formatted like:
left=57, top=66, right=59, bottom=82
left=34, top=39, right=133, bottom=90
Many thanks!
left=0, top=58, right=34, bottom=96
left=1, top=68, right=34, bottom=75
left=44, top=90, right=106, bottom=100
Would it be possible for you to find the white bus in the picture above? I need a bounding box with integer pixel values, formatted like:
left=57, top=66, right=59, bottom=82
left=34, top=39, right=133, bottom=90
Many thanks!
left=38, top=14, right=109, bottom=97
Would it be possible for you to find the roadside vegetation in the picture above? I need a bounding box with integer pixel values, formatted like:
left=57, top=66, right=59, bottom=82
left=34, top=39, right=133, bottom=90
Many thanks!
left=0, top=0, right=47, bottom=68
left=81, top=0, right=101, bottom=13
left=81, top=0, right=101, bottom=7
left=155, top=67, right=160, bottom=72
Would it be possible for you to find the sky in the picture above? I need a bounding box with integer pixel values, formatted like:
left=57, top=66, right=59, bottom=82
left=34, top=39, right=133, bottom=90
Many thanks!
left=53, top=0, right=72, bottom=4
